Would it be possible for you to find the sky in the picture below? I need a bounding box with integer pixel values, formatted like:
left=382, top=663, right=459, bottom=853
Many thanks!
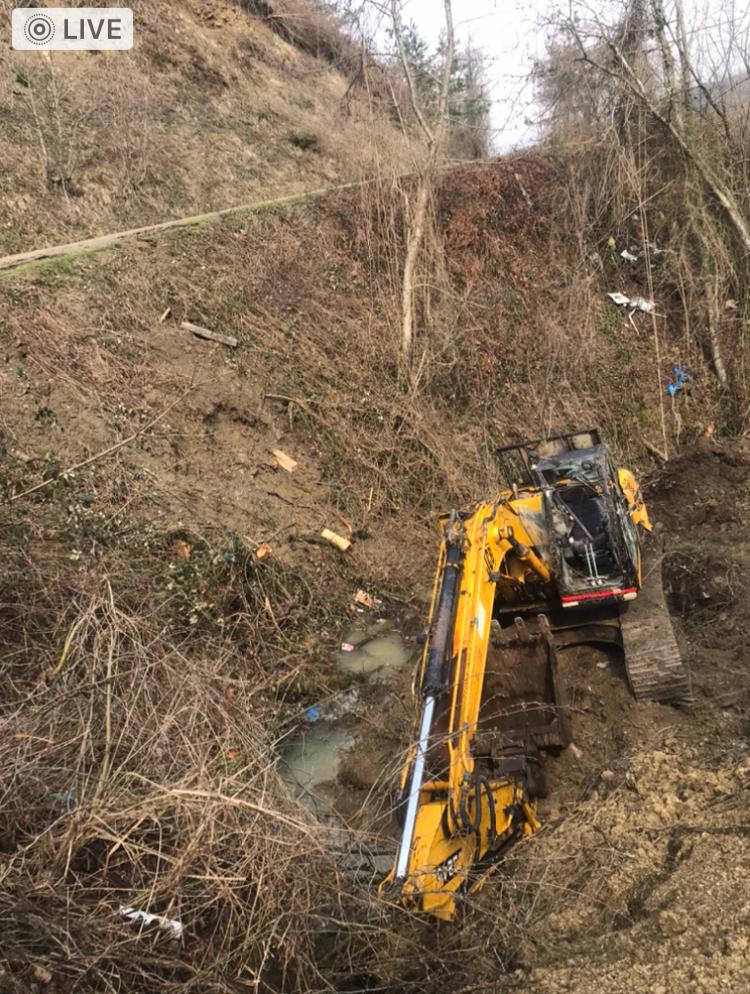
left=399, top=0, right=750, bottom=152
left=401, top=0, right=555, bottom=150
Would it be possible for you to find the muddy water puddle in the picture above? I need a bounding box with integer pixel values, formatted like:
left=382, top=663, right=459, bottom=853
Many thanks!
left=335, top=621, right=412, bottom=679
left=280, top=725, right=357, bottom=816
left=280, top=618, right=416, bottom=815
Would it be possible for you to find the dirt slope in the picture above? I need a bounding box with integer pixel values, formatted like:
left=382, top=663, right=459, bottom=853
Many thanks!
left=0, top=0, right=410, bottom=255
left=0, top=148, right=747, bottom=992
left=497, top=441, right=750, bottom=994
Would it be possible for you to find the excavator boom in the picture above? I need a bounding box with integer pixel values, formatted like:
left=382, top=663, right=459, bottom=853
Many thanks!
left=386, top=503, right=569, bottom=918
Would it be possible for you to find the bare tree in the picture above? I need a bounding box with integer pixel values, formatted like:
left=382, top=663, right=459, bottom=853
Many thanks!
left=388, top=0, right=455, bottom=369
left=564, top=2, right=750, bottom=251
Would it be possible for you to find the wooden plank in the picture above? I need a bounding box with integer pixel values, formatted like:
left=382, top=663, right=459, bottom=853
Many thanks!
left=181, top=321, right=238, bottom=348
left=321, top=528, right=351, bottom=552
left=272, top=449, right=298, bottom=473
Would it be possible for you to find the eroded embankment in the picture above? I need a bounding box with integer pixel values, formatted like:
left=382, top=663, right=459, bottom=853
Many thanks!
left=0, top=158, right=745, bottom=992
left=490, top=440, right=750, bottom=994
left=270, top=440, right=750, bottom=994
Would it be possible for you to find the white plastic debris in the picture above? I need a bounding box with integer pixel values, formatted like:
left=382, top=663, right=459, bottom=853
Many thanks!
left=607, top=292, right=655, bottom=314
left=620, top=249, right=639, bottom=263
left=632, top=296, right=654, bottom=313
left=120, top=906, right=183, bottom=939
left=607, top=292, right=630, bottom=306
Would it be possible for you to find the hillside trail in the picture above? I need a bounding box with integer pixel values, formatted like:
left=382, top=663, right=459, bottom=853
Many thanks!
left=0, top=158, right=504, bottom=276
left=0, top=179, right=368, bottom=275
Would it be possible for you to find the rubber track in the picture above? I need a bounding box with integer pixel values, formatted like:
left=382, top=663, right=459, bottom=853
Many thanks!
left=621, top=552, right=692, bottom=704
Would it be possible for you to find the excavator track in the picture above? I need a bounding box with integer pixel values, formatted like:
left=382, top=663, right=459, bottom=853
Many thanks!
left=620, top=547, right=692, bottom=704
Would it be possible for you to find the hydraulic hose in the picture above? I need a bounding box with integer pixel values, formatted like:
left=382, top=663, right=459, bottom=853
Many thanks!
left=394, top=514, right=465, bottom=880
left=456, top=775, right=497, bottom=841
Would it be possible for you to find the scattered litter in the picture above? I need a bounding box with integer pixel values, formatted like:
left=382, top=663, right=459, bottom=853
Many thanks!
left=607, top=292, right=655, bottom=314
left=667, top=365, right=692, bottom=397
left=255, top=542, right=272, bottom=561
left=305, top=688, right=360, bottom=723
left=613, top=240, right=664, bottom=262
left=725, top=299, right=738, bottom=310
left=596, top=660, right=609, bottom=669
left=33, top=966, right=53, bottom=985
left=120, top=906, right=183, bottom=940
left=159, top=306, right=171, bottom=323
left=353, top=589, right=380, bottom=610
left=272, top=448, right=298, bottom=473
left=341, top=642, right=355, bottom=652
left=632, top=296, right=654, bottom=313
left=181, top=320, right=238, bottom=348
left=569, top=743, right=583, bottom=760
left=322, top=528, right=351, bottom=552
left=172, top=539, right=191, bottom=559
left=52, top=786, right=77, bottom=811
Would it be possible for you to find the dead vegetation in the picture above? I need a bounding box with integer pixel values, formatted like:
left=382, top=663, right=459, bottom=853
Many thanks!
left=0, top=0, right=412, bottom=255
left=1, top=40, right=749, bottom=983
left=0, top=502, right=374, bottom=991
left=535, top=0, right=750, bottom=438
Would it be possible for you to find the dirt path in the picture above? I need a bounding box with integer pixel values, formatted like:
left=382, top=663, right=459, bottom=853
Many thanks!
left=0, top=159, right=501, bottom=278
left=0, top=179, right=370, bottom=277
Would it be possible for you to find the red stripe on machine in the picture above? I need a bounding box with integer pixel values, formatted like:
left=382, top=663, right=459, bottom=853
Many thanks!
left=561, top=587, right=637, bottom=605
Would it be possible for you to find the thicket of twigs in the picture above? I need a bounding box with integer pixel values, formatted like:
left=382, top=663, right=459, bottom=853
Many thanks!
left=534, top=0, right=750, bottom=439
left=0, top=503, right=384, bottom=992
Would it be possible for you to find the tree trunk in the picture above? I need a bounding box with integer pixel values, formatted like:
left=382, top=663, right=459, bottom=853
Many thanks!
left=400, top=174, right=431, bottom=364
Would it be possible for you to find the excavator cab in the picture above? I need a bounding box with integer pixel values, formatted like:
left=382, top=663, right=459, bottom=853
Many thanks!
left=497, top=432, right=642, bottom=610
left=533, top=444, right=640, bottom=608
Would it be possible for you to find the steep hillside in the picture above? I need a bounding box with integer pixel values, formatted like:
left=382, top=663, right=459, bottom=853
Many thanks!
left=0, top=0, right=410, bottom=254
left=1, top=149, right=745, bottom=993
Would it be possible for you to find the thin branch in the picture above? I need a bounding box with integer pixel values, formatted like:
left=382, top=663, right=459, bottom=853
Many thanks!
left=7, top=388, right=192, bottom=503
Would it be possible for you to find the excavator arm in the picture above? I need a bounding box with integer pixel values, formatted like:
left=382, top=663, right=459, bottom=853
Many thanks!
left=383, top=433, right=688, bottom=919
left=385, top=503, right=566, bottom=919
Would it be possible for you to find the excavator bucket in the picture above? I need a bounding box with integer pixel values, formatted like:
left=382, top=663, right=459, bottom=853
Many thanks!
left=474, top=616, right=572, bottom=758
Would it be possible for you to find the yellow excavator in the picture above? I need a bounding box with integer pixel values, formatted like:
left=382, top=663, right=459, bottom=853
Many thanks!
left=384, top=430, right=690, bottom=919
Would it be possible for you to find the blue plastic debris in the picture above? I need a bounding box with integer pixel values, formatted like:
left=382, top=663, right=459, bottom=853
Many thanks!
left=667, top=366, right=692, bottom=397
left=305, top=706, right=321, bottom=723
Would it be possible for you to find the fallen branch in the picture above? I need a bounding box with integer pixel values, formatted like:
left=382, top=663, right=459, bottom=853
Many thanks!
left=643, top=437, right=669, bottom=463
left=182, top=321, right=238, bottom=348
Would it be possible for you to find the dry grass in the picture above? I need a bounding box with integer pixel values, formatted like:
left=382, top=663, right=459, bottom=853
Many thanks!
left=1, top=149, right=742, bottom=992
left=0, top=531, right=330, bottom=990
left=0, top=0, right=411, bottom=256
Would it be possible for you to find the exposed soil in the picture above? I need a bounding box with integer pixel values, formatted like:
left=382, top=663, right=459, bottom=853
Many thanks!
left=1, top=136, right=748, bottom=991
left=0, top=0, right=410, bottom=256
left=498, top=440, right=750, bottom=994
